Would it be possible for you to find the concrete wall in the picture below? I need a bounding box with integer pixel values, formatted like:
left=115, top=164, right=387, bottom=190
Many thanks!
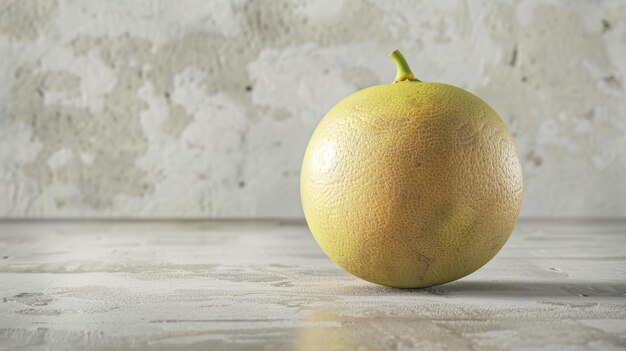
left=1, top=0, right=625, bottom=218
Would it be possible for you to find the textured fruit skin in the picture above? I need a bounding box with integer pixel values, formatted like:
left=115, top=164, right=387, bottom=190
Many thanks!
left=301, top=81, right=523, bottom=288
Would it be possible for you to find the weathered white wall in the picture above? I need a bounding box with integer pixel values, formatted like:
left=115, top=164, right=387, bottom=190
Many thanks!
left=1, top=0, right=625, bottom=218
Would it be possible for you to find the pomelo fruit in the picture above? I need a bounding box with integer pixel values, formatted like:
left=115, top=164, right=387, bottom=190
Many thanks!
left=300, top=50, right=523, bottom=288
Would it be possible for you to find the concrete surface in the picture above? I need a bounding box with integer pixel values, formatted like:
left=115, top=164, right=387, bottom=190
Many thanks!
left=0, top=219, right=625, bottom=350
left=1, top=0, right=625, bottom=218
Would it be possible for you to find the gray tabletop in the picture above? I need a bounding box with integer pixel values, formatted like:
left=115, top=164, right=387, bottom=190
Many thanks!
left=0, top=219, right=625, bottom=350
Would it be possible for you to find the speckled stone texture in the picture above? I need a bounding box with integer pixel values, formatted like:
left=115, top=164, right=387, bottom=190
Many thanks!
left=0, top=0, right=625, bottom=218
left=0, top=220, right=625, bottom=350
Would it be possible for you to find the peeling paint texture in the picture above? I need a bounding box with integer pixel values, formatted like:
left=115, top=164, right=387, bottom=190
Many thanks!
left=0, top=0, right=625, bottom=218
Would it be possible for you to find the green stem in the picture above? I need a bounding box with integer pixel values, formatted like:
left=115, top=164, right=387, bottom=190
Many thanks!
left=390, top=50, right=420, bottom=82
